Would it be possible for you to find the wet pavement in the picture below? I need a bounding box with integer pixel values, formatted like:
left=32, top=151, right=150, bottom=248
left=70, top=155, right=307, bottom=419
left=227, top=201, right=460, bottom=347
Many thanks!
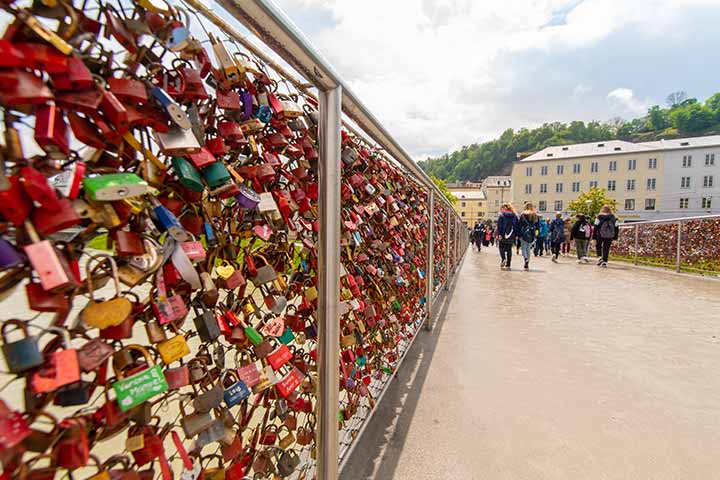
left=341, top=247, right=720, bottom=480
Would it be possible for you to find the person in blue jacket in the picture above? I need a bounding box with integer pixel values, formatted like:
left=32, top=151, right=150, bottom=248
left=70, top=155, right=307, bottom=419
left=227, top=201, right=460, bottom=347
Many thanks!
left=548, top=212, right=566, bottom=262
left=534, top=217, right=549, bottom=256
left=495, top=203, right=519, bottom=270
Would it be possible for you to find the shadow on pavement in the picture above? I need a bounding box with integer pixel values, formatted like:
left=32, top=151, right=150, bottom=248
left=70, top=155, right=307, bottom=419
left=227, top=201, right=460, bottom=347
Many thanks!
left=339, top=254, right=466, bottom=480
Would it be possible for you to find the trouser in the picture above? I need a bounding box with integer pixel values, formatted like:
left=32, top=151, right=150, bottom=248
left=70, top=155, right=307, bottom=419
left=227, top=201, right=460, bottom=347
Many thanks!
left=599, top=238, right=613, bottom=262
left=499, top=241, right=513, bottom=266
left=595, top=238, right=602, bottom=257
left=575, top=239, right=588, bottom=259
left=534, top=238, right=545, bottom=256
left=561, top=241, right=570, bottom=254
left=551, top=241, right=562, bottom=256
left=521, top=240, right=532, bottom=260
left=475, top=238, right=482, bottom=250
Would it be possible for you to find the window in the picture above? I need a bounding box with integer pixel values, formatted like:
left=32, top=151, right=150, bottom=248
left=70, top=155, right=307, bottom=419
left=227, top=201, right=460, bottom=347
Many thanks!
left=461, top=212, right=465, bottom=217
left=679, top=198, right=689, bottom=209
left=591, top=162, right=599, bottom=173
left=646, top=178, right=656, bottom=190
left=607, top=180, right=616, bottom=191
left=626, top=179, right=635, bottom=191
left=478, top=202, right=482, bottom=207
left=645, top=198, right=656, bottom=210
left=624, top=199, right=635, bottom=210
left=706, top=153, right=716, bottom=166
left=572, top=182, right=580, bottom=193
left=555, top=183, right=563, bottom=193
left=703, top=175, right=714, bottom=188
left=628, top=159, right=636, bottom=170
left=556, top=165, right=564, bottom=175
left=540, top=166, right=548, bottom=176
left=682, top=155, right=692, bottom=167
left=573, top=163, right=581, bottom=174
left=648, top=157, right=657, bottom=169
left=495, top=199, right=499, bottom=206
left=540, top=183, right=547, bottom=193
left=589, top=180, right=598, bottom=189
left=525, top=167, right=533, bottom=176
left=554, top=200, right=563, bottom=211
left=609, top=160, right=617, bottom=171
left=461, top=202, right=466, bottom=207
left=702, top=197, right=713, bottom=209
left=538, top=201, right=547, bottom=211
left=681, top=177, right=691, bottom=188
left=525, top=184, right=532, bottom=194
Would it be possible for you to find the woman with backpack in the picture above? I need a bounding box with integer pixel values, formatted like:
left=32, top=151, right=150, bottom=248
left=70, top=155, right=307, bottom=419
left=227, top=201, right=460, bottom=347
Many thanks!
left=570, top=213, right=592, bottom=263
left=495, top=203, right=518, bottom=270
left=548, top=212, right=566, bottom=263
left=594, top=205, right=618, bottom=267
left=518, top=203, right=540, bottom=270
left=534, top=217, right=549, bottom=257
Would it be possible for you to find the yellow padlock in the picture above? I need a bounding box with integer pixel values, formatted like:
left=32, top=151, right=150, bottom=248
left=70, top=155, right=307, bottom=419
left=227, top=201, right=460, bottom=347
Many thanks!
left=80, top=255, right=133, bottom=330
left=158, top=335, right=190, bottom=364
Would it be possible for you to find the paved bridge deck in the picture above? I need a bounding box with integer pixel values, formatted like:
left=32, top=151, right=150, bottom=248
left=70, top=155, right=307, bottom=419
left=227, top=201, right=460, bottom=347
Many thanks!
left=343, top=248, right=720, bottom=479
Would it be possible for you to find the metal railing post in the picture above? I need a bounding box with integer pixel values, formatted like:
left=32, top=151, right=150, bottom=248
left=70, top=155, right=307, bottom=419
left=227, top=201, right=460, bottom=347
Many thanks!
left=676, top=221, right=682, bottom=273
left=317, top=86, right=342, bottom=480
left=444, top=207, right=451, bottom=290
left=634, top=224, right=639, bottom=265
left=425, top=190, right=434, bottom=331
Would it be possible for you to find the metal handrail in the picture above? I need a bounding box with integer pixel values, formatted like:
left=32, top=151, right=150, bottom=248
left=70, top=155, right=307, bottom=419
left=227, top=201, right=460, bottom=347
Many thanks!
left=620, top=214, right=720, bottom=227
left=214, top=0, right=459, bottom=213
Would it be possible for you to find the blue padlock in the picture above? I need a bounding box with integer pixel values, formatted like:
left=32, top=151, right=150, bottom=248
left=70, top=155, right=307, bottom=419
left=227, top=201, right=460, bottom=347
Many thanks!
left=222, top=371, right=250, bottom=407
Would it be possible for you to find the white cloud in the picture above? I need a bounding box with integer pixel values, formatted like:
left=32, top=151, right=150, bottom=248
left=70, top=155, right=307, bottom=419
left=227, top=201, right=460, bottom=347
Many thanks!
left=607, top=88, right=649, bottom=116
left=273, top=0, right=720, bottom=159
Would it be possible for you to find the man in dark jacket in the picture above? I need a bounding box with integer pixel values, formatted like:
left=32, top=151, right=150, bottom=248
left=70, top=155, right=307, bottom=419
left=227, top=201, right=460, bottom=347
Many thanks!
left=570, top=213, right=591, bottom=263
left=548, top=212, right=565, bottom=262
left=594, top=206, right=618, bottom=267
left=471, top=222, right=485, bottom=251
left=495, top=204, right=518, bottom=270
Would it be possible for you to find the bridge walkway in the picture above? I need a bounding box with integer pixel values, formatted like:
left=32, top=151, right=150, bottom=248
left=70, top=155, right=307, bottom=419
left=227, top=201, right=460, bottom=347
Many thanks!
left=342, top=247, right=720, bottom=480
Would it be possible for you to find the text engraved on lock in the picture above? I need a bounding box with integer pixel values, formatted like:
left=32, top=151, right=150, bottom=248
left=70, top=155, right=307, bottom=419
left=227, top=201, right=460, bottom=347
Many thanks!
left=113, top=365, right=169, bottom=411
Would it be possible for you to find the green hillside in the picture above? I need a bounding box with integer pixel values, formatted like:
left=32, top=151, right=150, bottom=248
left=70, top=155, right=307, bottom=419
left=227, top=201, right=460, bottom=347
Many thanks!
left=420, top=92, right=720, bottom=182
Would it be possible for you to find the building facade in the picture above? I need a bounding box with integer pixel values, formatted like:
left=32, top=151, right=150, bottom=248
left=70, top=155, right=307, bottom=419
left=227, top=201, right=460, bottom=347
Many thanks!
left=448, top=187, right=486, bottom=227
left=482, top=176, right=513, bottom=219
left=511, top=135, right=720, bottom=221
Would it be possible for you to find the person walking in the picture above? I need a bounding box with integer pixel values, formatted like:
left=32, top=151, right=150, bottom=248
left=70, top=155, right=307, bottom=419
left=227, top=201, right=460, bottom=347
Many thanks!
left=561, top=218, right=572, bottom=256
left=483, top=223, right=491, bottom=247
left=534, top=217, right=549, bottom=256
left=548, top=212, right=566, bottom=263
left=545, top=220, right=552, bottom=252
left=471, top=222, right=484, bottom=252
left=570, top=213, right=592, bottom=263
left=519, top=203, right=540, bottom=270
left=594, top=205, right=618, bottom=267
left=496, top=204, right=518, bottom=270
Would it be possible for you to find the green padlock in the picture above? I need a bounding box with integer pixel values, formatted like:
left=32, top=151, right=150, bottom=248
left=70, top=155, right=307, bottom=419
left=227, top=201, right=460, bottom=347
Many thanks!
left=171, top=157, right=204, bottom=192
left=246, top=325, right=263, bottom=346
left=83, top=173, right=149, bottom=201
left=278, top=327, right=295, bottom=345
left=201, top=162, right=231, bottom=189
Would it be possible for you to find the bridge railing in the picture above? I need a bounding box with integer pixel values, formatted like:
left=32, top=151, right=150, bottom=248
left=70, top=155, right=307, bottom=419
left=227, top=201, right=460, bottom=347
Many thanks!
left=615, top=215, right=720, bottom=275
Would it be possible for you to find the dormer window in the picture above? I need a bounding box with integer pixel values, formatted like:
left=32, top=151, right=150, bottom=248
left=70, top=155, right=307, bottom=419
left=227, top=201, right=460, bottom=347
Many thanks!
left=547, top=153, right=553, bottom=157
left=614, top=147, right=622, bottom=151
left=597, top=143, right=605, bottom=147
left=681, top=142, right=690, bottom=146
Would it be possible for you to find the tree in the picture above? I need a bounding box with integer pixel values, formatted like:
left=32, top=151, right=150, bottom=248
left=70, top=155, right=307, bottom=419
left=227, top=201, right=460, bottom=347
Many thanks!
left=568, top=188, right=618, bottom=221
left=666, top=91, right=687, bottom=108
left=669, top=103, right=716, bottom=132
left=647, top=105, right=670, bottom=130
left=430, top=175, right=457, bottom=204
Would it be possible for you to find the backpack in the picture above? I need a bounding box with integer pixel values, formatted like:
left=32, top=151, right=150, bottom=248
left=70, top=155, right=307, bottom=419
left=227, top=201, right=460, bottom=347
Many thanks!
left=520, top=217, right=535, bottom=243
left=550, top=221, right=564, bottom=242
left=599, top=218, right=616, bottom=239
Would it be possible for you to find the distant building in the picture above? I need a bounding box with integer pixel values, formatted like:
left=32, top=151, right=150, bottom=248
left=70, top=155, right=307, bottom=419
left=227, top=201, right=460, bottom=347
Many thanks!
left=511, top=135, right=720, bottom=221
left=481, top=176, right=513, bottom=219
left=448, top=186, right=486, bottom=227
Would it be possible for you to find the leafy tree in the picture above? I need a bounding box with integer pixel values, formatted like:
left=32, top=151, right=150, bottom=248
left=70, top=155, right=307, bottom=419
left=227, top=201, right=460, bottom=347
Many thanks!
left=430, top=175, right=457, bottom=204
left=666, top=91, right=687, bottom=107
left=568, top=188, right=618, bottom=221
left=669, top=103, right=716, bottom=132
left=647, top=105, right=670, bottom=130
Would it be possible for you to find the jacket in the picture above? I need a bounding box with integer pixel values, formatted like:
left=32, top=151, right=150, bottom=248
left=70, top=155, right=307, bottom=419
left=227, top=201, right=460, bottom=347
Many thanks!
left=518, top=213, right=539, bottom=242
left=549, top=218, right=566, bottom=241
left=496, top=212, right=518, bottom=242
left=537, top=219, right=549, bottom=238
left=595, top=213, right=618, bottom=240
left=570, top=218, right=591, bottom=240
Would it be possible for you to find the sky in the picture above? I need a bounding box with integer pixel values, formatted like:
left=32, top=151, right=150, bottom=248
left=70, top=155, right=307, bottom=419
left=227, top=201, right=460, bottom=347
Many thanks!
left=269, top=0, right=720, bottom=160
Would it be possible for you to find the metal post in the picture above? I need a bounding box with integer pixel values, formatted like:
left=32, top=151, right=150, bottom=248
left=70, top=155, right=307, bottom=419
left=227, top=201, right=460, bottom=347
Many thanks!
left=317, top=86, right=342, bottom=480
left=444, top=207, right=451, bottom=290
left=633, top=225, right=639, bottom=265
left=676, top=221, right=682, bottom=273
left=425, top=190, right=434, bottom=331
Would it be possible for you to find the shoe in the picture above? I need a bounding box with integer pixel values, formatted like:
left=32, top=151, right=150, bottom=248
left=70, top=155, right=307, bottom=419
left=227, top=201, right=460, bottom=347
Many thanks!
left=500, top=260, right=506, bottom=269
left=524, top=260, right=529, bottom=270
left=577, top=259, right=583, bottom=264
left=601, top=262, right=608, bottom=267
left=597, top=257, right=604, bottom=265
left=582, top=257, right=589, bottom=263
left=552, top=255, right=558, bottom=263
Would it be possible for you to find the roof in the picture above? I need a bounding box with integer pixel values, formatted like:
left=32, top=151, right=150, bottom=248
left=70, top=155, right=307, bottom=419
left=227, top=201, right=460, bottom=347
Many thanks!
left=520, top=135, right=720, bottom=162
left=452, top=190, right=486, bottom=200
left=482, top=176, right=512, bottom=187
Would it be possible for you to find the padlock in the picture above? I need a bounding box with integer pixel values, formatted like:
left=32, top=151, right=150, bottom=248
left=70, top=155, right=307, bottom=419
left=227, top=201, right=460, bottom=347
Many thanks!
left=77, top=338, right=114, bottom=372
left=80, top=255, right=133, bottom=330
left=250, top=255, right=277, bottom=285
left=112, top=345, right=169, bottom=412
left=221, top=370, right=250, bottom=407
left=193, top=302, right=220, bottom=342
left=193, top=380, right=223, bottom=413
left=52, top=418, right=90, bottom=468
left=202, top=162, right=231, bottom=189
left=34, top=103, right=70, bottom=158
left=158, top=333, right=191, bottom=365
left=31, top=327, right=80, bottom=394
left=1, top=320, right=43, bottom=373
left=83, top=173, right=149, bottom=201
left=172, top=156, right=205, bottom=192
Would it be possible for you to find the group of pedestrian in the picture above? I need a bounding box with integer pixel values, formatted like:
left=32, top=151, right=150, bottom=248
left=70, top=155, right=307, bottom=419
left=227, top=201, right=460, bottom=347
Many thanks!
left=470, top=220, right=495, bottom=251
left=477, top=202, right=618, bottom=270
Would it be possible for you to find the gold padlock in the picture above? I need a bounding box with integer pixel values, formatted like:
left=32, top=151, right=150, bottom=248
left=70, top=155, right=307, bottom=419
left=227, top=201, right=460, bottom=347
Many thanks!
left=158, top=334, right=190, bottom=364
left=80, top=255, right=133, bottom=330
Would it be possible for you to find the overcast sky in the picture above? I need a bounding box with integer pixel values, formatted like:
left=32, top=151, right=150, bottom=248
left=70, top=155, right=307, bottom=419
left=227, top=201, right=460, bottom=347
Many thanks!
left=271, top=0, right=720, bottom=160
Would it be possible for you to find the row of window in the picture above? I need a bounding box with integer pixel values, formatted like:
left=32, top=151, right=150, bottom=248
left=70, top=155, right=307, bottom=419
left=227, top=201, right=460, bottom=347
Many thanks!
left=459, top=202, right=483, bottom=207
left=532, top=197, right=713, bottom=212
left=525, top=157, right=660, bottom=176
left=679, top=197, right=713, bottom=209
left=524, top=178, right=660, bottom=194
left=680, top=175, right=714, bottom=188
left=525, top=153, right=717, bottom=177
